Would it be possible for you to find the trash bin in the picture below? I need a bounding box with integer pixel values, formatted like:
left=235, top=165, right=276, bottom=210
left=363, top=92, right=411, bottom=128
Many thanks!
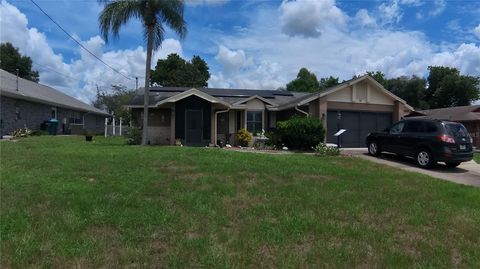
left=48, top=119, right=58, bottom=135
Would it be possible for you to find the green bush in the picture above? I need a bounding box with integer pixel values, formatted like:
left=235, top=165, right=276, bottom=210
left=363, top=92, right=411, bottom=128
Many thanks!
left=126, top=127, right=142, bottom=145
left=274, top=116, right=325, bottom=150
left=236, top=128, right=253, bottom=147
left=265, top=131, right=280, bottom=147
left=315, top=143, right=340, bottom=156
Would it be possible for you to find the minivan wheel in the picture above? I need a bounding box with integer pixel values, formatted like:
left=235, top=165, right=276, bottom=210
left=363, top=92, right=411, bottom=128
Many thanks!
left=368, top=141, right=381, bottom=157
left=445, top=162, right=461, bottom=168
left=416, top=149, right=434, bottom=168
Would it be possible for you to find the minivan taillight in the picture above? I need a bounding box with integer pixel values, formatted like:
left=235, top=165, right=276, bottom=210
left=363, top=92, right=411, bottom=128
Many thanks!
left=438, top=135, right=455, bottom=143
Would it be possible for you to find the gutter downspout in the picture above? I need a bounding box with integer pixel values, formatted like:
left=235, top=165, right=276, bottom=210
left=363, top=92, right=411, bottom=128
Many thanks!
left=295, top=105, right=309, bottom=117
left=214, top=107, right=230, bottom=146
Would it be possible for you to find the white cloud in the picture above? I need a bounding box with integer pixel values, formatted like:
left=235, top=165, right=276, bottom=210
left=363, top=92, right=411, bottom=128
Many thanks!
left=208, top=4, right=480, bottom=90
left=355, top=9, right=376, bottom=27
left=185, top=0, right=229, bottom=7
left=0, top=0, right=73, bottom=88
left=214, top=45, right=252, bottom=74
left=400, top=0, right=424, bottom=6
left=429, top=0, right=446, bottom=16
left=0, top=0, right=182, bottom=103
left=378, top=0, right=402, bottom=24
left=279, top=0, right=347, bottom=38
left=474, top=24, right=480, bottom=39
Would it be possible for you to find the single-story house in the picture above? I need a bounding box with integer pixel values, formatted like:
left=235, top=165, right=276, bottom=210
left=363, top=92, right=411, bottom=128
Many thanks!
left=126, top=75, right=413, bottom=147
left=0, top=69, right=110, bottom=136
left=405, top=105, right=480, bottom=148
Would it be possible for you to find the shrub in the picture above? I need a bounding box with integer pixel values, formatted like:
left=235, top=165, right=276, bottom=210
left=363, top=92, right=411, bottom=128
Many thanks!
left=126, top=127, right=141, bottom=145
left=274, top=116, right=325, bottom=150
left=11, top=127, right=32, bottom=138
left=236, top=128, right=253, bottom=147
left=265, top=130, right=280, bottom=147
left=315, top=143, right=340, bottom=156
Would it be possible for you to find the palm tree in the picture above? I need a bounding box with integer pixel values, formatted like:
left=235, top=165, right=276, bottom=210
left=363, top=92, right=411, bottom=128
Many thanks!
left=98, top=0, right=186, bottom=145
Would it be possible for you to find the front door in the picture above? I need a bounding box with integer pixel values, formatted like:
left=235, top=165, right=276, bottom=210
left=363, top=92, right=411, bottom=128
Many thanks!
left=185, top=109, right=203, bottom=146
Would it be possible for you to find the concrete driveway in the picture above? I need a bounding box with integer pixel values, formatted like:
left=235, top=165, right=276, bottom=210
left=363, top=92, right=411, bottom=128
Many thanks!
left=344, top=149, right=480, bottom=187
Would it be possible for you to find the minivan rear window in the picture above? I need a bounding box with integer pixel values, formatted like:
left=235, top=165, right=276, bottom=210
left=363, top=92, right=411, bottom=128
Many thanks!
left=445, top=123, right=468, bottom=137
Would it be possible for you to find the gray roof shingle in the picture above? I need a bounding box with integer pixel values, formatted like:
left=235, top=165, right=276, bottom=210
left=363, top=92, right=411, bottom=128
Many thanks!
left=127, top=86, right=310, bottom=107
left=408, top=105, right=480, bottom=122
left=0, top=69, right=110, bottom=116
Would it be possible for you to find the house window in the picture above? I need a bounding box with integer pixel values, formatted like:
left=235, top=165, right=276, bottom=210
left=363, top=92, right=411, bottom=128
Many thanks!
left=246, top=111, right=263, bottom=134
left=51, top=107, right=57, bottom=119
left=69, top=111, right=83, bottom=124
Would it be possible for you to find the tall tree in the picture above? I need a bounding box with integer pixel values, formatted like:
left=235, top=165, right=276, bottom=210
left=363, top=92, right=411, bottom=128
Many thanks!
left=318, top=76, right=339, bottom=90
left=427, top=66, right=479, bottom=108
left=98, top=0, right=186, bottom=145
left=366, top=71, right=388, bottom=88
left=0, top=42, right=39, bottom=82
left=151, top=53, right=210, bottom=87
left=426, top=66, right=459, bottom=100
left=286, top=68, right=320, bottom=92
left=92, top=84, right=135, bottom=123
left=386, top=76, right=429, bottom=109
left=190, top=55, right=210, bottom=87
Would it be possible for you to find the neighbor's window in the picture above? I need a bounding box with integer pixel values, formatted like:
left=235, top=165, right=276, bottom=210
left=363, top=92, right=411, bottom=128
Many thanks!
left=246, top=111, right=262, bottom=134
left=69, top=111, right=83, bottom=124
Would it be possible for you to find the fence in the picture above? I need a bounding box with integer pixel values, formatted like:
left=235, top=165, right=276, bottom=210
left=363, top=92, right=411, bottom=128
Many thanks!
left=104, top=118, right=129, bottom=137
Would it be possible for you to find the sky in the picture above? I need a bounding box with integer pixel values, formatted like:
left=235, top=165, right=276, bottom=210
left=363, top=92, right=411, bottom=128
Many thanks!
left=1, top=0, right=479, bottom=104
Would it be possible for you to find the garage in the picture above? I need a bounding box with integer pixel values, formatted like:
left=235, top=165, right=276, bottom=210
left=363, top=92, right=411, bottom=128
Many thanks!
left=327, top=110, right=392, bottom=148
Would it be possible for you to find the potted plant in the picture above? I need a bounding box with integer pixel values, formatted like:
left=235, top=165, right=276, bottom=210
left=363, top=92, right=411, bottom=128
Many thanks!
left=84, top=130, right=94, bottom=142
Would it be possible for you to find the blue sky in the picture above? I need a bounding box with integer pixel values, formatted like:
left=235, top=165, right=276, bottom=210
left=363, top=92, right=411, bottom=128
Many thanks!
left=1, top=0, right=479, bottom=103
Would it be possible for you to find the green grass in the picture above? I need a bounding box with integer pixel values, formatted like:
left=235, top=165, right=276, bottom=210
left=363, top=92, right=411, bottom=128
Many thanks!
left=1, top=136, right=480, bottom=268
left=474, top=153, right=480, bottom=164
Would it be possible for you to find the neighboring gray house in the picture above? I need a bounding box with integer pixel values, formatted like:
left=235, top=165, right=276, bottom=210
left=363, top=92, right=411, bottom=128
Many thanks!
left=0, top=69, right=110, bottom=136
left=126, top=75, right=413, bottom=147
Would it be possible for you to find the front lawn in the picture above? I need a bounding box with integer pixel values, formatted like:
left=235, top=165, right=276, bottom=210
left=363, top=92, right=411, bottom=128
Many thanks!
left=475, top=153, right=480, bottom=164
left=1, top=136, right=479, bottom=268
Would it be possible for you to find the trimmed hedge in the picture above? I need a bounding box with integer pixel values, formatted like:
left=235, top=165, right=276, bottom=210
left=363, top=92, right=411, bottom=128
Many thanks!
left=273, top=116, right=325, bottom=150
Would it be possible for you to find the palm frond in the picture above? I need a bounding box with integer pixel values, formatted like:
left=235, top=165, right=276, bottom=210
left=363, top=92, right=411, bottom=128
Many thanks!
left=154, top=0, right=187, bottom=40
left=98, top=0, right=142, bottom=43
left=98, top=0, right=186, bottom=48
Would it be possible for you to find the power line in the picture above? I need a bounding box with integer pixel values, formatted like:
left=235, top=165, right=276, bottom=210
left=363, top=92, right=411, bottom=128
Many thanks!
left=29, top=0, right=133, bottom=81
left=32, top=61, right=80, bottom=82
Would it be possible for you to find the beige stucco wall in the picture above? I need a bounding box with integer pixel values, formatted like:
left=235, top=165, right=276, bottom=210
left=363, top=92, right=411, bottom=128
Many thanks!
left=326, top=80, right=394, bottom=106
left=327, top=86, right=353, bottom=102
left=245, top=99, right=266, bottom=110
left=368, top=84, right=394, bottom=105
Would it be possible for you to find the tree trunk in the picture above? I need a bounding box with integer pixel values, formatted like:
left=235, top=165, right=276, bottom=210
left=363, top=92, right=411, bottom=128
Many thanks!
left=141, top=26, right=154, bottom=145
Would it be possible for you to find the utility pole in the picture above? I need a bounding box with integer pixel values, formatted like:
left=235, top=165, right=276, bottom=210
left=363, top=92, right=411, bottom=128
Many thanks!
left=15, top=69, right=19, bottom=91
left=135, top=77, right=138, bottom=91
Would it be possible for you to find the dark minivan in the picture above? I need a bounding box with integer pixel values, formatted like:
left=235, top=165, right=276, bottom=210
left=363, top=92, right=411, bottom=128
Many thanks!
left=366, top=118, right=474, bottom=168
